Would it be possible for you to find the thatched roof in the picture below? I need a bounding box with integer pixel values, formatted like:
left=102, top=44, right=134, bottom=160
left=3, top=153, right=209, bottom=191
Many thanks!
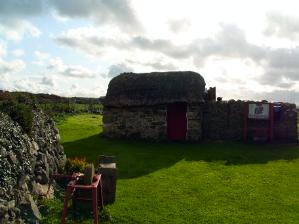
left=104, top=71, right=206, bottom=107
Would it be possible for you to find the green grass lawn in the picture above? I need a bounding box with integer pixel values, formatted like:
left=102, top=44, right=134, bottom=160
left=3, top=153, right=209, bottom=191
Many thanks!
left=57, top=114, right=299, bottom=224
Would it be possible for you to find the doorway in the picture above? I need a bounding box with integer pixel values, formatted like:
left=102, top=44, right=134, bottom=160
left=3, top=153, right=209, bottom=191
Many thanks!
left=167, top=103, right=187, bottom=141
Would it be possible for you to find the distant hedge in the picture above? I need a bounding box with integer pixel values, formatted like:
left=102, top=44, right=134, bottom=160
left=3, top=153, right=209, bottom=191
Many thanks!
left=0, top=90, right=103, bottom=127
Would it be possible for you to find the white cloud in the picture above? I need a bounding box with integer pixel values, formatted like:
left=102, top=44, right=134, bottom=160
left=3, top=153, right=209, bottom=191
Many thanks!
left=54, top=27, right=126, bottom=58
left=45, top=57, right=97, bottom=78
left=0, top=0, right=43, bottom=17
left=41, top=76, right=56, bottom=87
left=71, top=83, right=78, bottom=90
left=12, top=77, right=40, bottom=93
left=168, top=18, right=191, bottom=33
left=68, top=84, right=108, bottom=97
left=127, top=57, right=178, bottom=71
left=0, top=73, right=8, bottom=88
left=52, top=23, right=299, bottom=104
left=61, top=65, right=96, bottom=78
left=107, top=63, right=132, bottom=78
left=0, top=0, right=42, bottom=41
left=54, top=24, right=265, bottom=63
left=0, top=59, right=26, bottom=74
left=47, top=57, right=65, bottom=71
left=252, top=89, right=299, bottom=104
left=32, top=50, right=50, bottom=66
left=35, top=50, right=49, bottom=60
left=49, top=0, right=142, bottom=33
left=0, top=20, right=41, bottom=41
left=265, top=12, right=299, bottom=40
left=0, top=41, right=6, bottom=57
left=1, top=0, right=299, bottom=104
left=12, top=49, right=24, bottom=57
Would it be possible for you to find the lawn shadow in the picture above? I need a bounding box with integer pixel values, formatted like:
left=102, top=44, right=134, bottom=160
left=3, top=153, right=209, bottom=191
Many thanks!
left=62, top=134, right=299, bottom=179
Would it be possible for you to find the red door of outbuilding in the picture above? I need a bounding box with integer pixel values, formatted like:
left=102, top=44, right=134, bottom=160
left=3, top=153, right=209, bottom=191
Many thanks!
left=167, top=103, right=187, bottom=141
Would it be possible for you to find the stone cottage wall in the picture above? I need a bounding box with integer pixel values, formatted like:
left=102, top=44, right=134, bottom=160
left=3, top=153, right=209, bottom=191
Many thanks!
left=103, top=105, right=167, bottom=140
left=103, top=101, right=297, bottom=142
left=202, top=101, right=244, bottom=140
left=186, top=104, right=203, bottom=141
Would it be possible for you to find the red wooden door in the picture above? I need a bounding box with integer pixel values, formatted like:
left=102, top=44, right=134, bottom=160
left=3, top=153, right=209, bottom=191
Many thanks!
left=167, top=103, right=187, bottom=141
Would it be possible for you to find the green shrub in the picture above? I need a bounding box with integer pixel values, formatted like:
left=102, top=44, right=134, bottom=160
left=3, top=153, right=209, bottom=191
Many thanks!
left=11, top=104, right=33, bottom=133
left=0, top=91, right=16, bottom=102
left=0, top=100, right=33, bottom=134
left=64, top=157, right=87, bottom=174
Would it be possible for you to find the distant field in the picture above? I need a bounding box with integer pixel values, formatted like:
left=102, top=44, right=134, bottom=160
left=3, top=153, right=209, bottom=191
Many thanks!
left=39, top=103, right=103, bottom=115
left=55, top=114, right=299, bottom=224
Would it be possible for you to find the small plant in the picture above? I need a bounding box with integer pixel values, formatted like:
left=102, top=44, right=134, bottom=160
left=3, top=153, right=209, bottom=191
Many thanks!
left=100, top=207, right=112, bottom=223
left=64, top=157, right=87, bottom=174
left=40, top=198, right=62, bottom=224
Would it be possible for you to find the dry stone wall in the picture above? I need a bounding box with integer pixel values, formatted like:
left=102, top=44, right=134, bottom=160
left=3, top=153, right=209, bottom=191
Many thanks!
left=203, top=101, right=298, bottom=142
left=0, top=110, right=66, bottom=223
left=103, top=106, right=167, bottom=140
left=273, top=103, right=298, bottom=142
left=0, top=113, right=38, bottom=223
left=31, top=111, right=66, bottom=185
left=202, top=101, right=244, bottom=140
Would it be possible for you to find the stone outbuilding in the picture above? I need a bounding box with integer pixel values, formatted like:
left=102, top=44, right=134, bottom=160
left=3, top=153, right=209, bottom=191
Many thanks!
left=103, top=71, right=206, bottom=141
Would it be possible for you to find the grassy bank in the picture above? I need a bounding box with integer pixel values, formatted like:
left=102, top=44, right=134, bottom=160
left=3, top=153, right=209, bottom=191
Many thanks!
left=56, top=114, right=299, bottom=223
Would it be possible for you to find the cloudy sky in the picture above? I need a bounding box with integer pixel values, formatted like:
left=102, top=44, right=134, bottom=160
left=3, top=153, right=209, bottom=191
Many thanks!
left=0, top=0, right=299, bottom=104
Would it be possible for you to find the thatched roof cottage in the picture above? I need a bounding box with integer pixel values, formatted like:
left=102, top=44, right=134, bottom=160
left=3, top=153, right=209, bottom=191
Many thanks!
left=103, top=71, right=298, bottom=142
left=103, top=71, right=206, bottom=141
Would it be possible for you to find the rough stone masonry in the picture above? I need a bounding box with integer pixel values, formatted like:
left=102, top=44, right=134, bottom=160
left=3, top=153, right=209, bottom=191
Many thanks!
left=0, top=110, right=66, bottom=223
